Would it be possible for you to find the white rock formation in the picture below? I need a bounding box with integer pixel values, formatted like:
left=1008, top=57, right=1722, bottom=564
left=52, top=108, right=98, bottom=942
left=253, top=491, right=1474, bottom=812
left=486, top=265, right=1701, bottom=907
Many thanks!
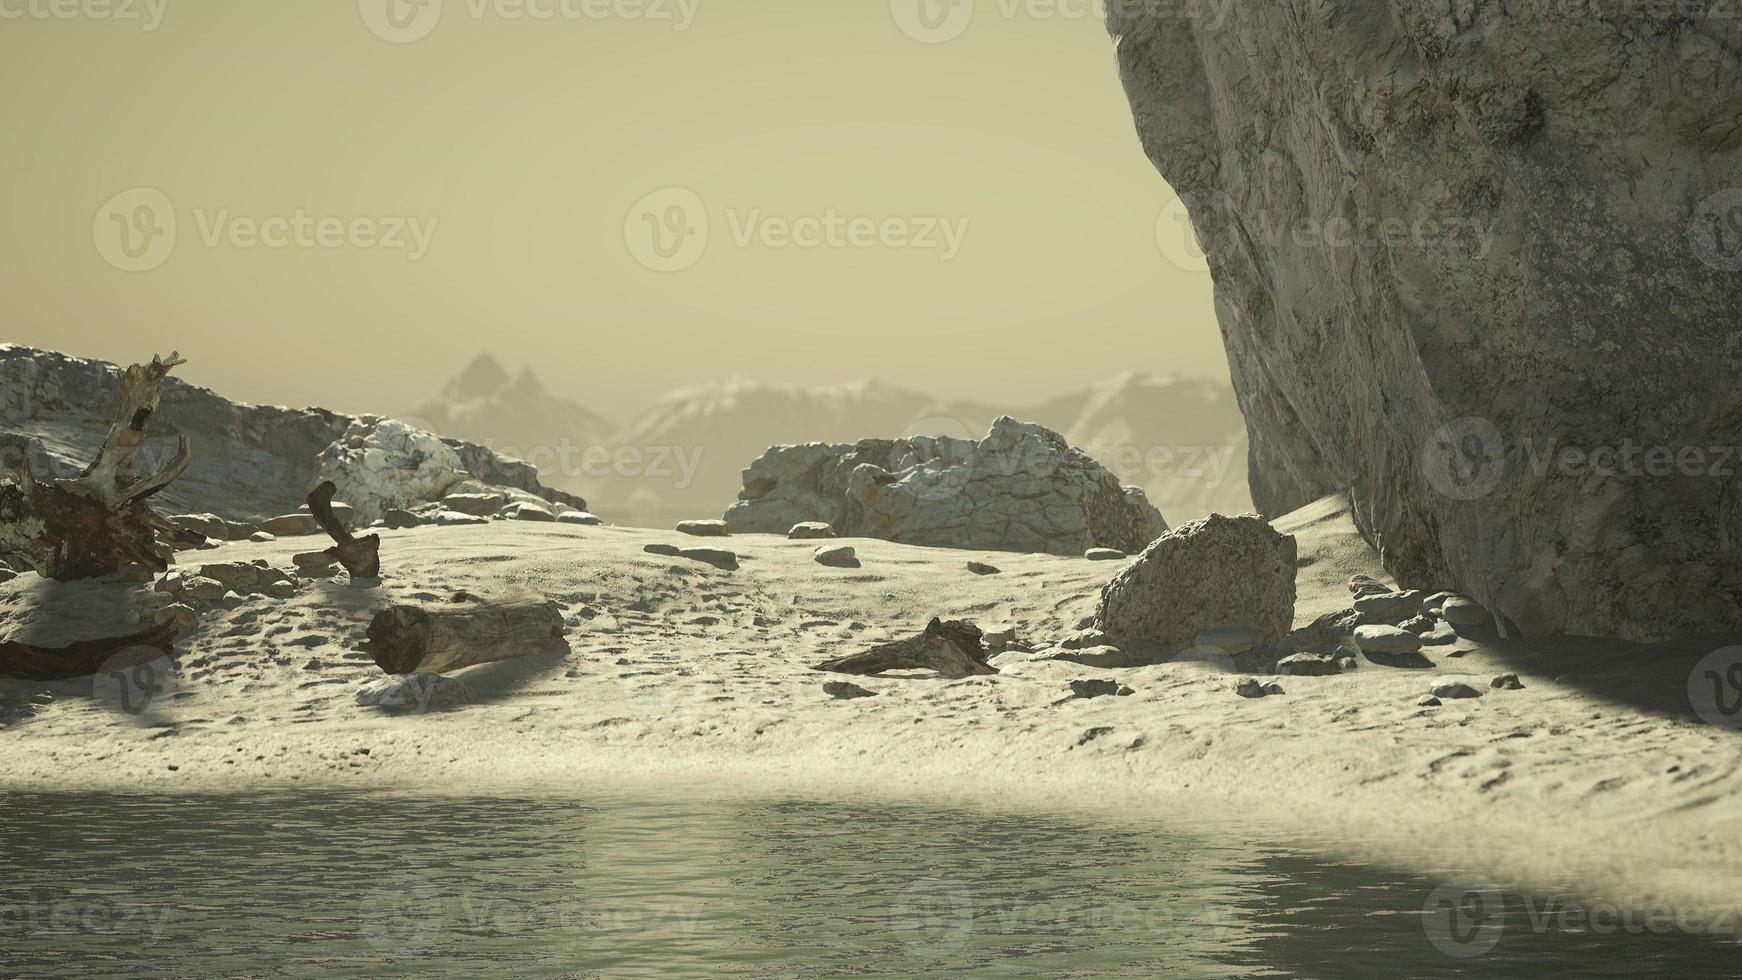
left=724, top=417, right=1167, bottom=556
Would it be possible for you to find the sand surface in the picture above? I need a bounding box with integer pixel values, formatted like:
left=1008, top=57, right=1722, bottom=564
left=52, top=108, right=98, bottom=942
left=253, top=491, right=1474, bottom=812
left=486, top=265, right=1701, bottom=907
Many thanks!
left=4, top=499, right=1741, bottom=921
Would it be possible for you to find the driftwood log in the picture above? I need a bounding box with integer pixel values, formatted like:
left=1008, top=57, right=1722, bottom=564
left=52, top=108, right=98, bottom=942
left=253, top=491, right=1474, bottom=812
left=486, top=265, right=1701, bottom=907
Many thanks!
left=363, top=591, right=567, bottom=675
left=298, top=480, right=380, bottom=578
left=811, top=618, right=997, bottom=678
left=0, top=353, right=191, bottom=580
left=0, top=621, right=178, bottom=682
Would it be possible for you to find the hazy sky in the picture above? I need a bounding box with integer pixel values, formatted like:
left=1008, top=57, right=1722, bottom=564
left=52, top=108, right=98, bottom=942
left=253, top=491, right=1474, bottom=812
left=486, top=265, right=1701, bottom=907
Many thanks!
left=1, top=0, right=1222, bottom=420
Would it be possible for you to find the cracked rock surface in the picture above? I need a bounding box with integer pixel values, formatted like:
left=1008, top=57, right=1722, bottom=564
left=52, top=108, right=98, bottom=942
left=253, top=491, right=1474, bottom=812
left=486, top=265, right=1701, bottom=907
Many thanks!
left=724, top=417, right=1167, bottom=556
left=1109, top=5, right=1742, bottom=639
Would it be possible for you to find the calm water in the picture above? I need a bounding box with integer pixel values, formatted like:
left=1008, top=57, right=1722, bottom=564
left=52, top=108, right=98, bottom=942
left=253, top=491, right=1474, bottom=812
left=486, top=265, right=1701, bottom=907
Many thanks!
left=0, top=792, right=1735, bottom=978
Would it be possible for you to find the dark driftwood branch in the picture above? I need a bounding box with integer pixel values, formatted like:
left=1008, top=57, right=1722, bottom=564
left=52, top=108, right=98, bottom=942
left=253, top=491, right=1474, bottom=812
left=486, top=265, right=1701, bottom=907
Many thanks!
left=363, top=591, right=567, bottom=675
left=811, top=618, right=997, bottom=678
left=0, top=353, right=192, bottom=580
left=300, top=480, right=380, bottom=578
left=0, top=621, right=178, bottom=682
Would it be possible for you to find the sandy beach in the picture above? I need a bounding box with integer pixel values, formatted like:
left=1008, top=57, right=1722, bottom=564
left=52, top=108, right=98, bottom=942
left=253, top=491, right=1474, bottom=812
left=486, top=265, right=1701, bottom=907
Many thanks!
left=5, top=495, right=1740, bottom=927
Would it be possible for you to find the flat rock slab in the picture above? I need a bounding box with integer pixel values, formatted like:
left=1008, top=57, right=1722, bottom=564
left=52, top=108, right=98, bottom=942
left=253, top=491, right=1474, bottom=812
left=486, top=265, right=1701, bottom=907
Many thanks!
left=813, top=545, right=859, bottom=568
left=679, top=548, right=739, bottom=571
left=676, top=520, right=730, bottom=537
left=1353, top=625, right=1424, bottom=655
left=788, top=522, right=836, bottom=540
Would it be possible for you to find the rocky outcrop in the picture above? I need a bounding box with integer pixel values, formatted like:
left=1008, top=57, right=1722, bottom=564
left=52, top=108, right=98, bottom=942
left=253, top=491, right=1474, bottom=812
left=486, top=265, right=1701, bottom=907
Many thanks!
left=724, top=417, right=1167, bottom=555
left=0, top=346, right=579, bottom=524
left=1109, top=6, right=1742, bottom=640
left=1095, top=514, right=1297, bottom=661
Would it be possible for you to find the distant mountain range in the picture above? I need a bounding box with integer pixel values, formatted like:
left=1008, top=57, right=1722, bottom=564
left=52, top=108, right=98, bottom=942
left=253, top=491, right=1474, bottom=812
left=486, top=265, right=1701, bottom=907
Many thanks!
left=406, top=355, right=1253, bottom=526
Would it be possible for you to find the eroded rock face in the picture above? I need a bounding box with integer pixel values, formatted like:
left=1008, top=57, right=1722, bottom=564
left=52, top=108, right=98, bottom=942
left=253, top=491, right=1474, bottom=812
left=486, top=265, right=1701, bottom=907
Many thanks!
left=724, top=417, right=1167, bottom=555
left=1095, top=514, right=1296, bottom=660
left=1109, top=8, right=1742, bottom=640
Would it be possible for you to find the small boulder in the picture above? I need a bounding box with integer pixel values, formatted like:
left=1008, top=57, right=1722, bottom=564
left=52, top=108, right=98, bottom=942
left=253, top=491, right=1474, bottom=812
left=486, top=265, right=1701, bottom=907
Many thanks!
left=503, top=502, right=556, bottom=522
left=179, top=577, right=227, bottom=604
left=1044, top=645, right=1131, bottom=668
left=1417, top=695, right=1443, bottom=707
left=824, top=680, right=878, bottom=700
left=260, top=514, right=322, bottom=537
left=1429, top=678, right=1485, bottom=700
left=1353, top=625, right=1424, bottom=655
left=263, top=580, right=298, bottom=600
left=676, top=520, right=731, bottom=537
left=558, top=512, right=604, bottom=526
left=813, top=545, right=859, bottom=568
left=1068, top=679, right=1134, bottom=700
left=429, top=510, right=489, bottom=527
left=248, top=531, right=277, bottom=543
left=1348, top=574, right=1390, bottom=597
left=644, top=544, right=682, bottom=557
left=355, top=673, right=471, bottom=710
left=172, top=514, right=229, bottom=540
left=381, top=508, right=423, bottom=529
left=679, top=547, right=739, bottom=571
left=1440, top=597, right=1492, bottom=628
left=1084, top=548, right=1126, bottom=561
left=223, top=520, right=260, bottom=541
left=787, top=522, right=836, bottom=540
left=198, top=562, right=261, bottom=591
left=1235, top=678, right=1284, bottom=698
left=1353, top=590, right=1425, bottom=623
left=1097, top=515, right=1297, bottom=660
left=1276, top=653, right=1340, bottom=676
left=967, top=561, right=1002, bottom=576
left=1058, top=628, right=1110, bottom=650
left=293, top=552, right=339, bottom=576
left=441, top=492, right=508, bottom=517
left=1490, top=672, right=1524, bottom=691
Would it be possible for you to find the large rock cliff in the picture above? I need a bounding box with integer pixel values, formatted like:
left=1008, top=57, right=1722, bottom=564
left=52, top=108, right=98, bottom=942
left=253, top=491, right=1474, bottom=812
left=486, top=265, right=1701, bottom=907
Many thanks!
left=1110, top=4, right=1742, bottom=640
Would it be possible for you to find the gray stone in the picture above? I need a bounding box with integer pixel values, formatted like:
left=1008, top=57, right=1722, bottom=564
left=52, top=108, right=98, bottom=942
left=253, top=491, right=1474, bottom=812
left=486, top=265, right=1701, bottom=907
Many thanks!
left=428, top=510, right=489, bottom=527
left=503, top=502, right=556, bottom=522
left=1084, top=548, right=1127, bottom=561
left=557, top=511, right=604, bottom=526
left=381, top=508, right=423, bottom=529
left=1109, top=3, right=1742, bottom=641
left=248, top=531, right=276, bottom=543
left=1068, top=679, right=1133, bottom=700
left=644, top=544, right=682, bottom=557
left=723, top=417, right=1166, bottom=556
left=1348, top=574, right=1389, bottom=598
left=824, top=681, right=878, bottom=700
left=1235, top=678, right=1271, bottom=699
left=1491, top=673, right=1525, bottom=691
left=1096, top=514, right=1296, bottom=659
left=441, top=492, right=508, bottom=517
left=1044, top=645, right=1130, bottom=669
left=813, top=545, right=859, bottom=568
left=1429, top=678, right=1485, bottom=700
left=1353, top=625, right=1424, bottom=656
left=1058, top=628, right=1110, bottom=651
left=1276, top=653, right=1339, bottom=677
left=179, top=576, right=227, bottom=604
left=1353, top=590, right=1426, bottom=624
left=1440, top=598, right=1492, bottom=628
left=151, top=604, right=198, bottom=629
left=263, top=580, right=298, bottom=600
left=967, top=561, right=1002, bottom=575
left=1417, top=695, right=1443, bottom=708
left=198, top=562, right=261, bottom=591
left=172, top=513, right=228, bottom=540
left=223, top=521, right=259, bottom=540
left=677, top=520, right=731, bottom=537
left=679, top=547, right=738, bottom=571
left=787, top=522, right=836, bottom=540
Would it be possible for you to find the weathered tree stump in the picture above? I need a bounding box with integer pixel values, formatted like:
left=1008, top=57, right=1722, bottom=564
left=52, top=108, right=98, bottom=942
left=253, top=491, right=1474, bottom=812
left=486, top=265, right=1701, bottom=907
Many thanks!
left=298, top=480, right=380, bottom=578
left=811, top=618, right=997, bottom=678
left=362, top=591, right=567, bottom=675
left=0, top=353, right=192, bottom=580
left=0, top=621, right=178, bottom=682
